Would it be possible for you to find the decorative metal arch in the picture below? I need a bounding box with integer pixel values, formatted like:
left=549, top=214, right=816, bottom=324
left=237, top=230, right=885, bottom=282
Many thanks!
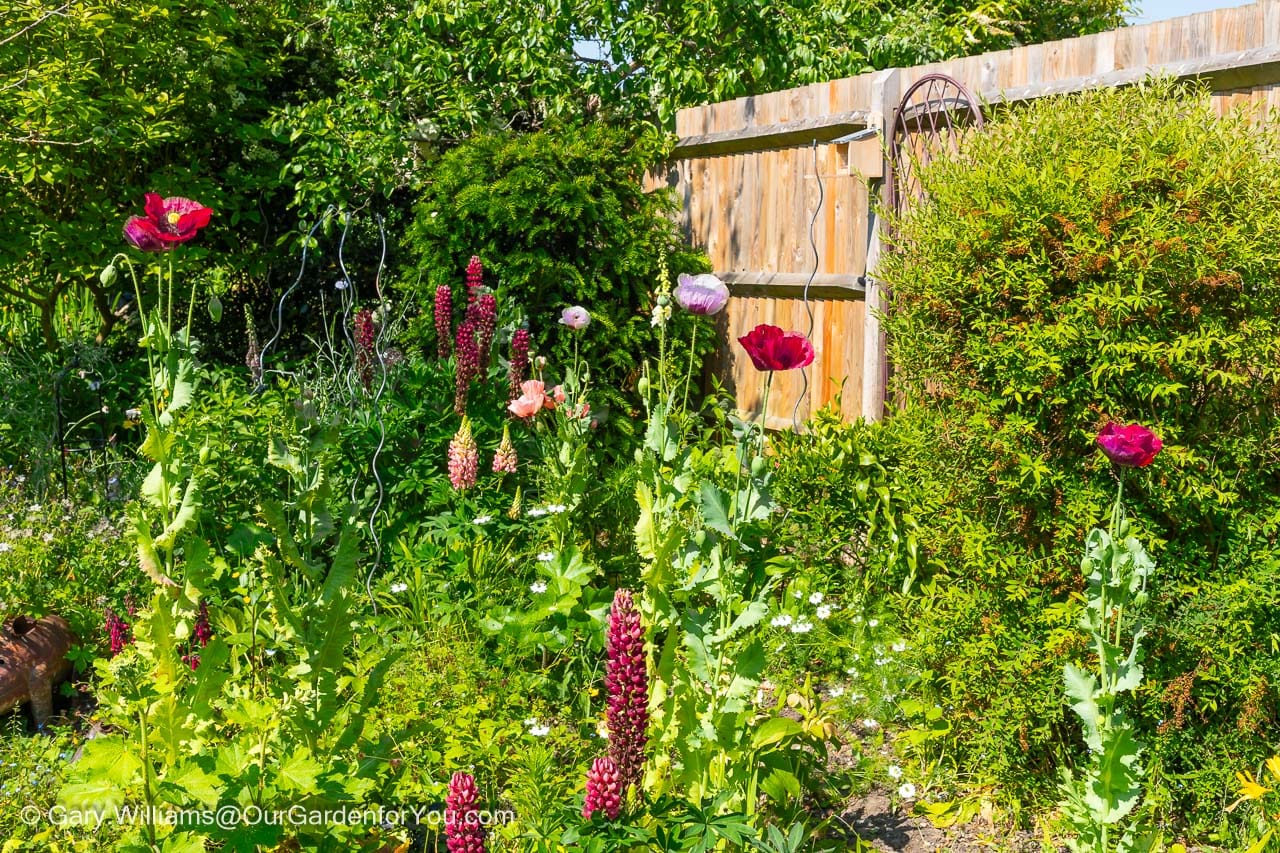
left=886, top=73, right=985, bottom=219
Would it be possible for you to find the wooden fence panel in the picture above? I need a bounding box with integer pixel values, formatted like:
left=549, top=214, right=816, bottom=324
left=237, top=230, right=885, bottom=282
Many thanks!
left=655, top=1, right=1280, bottom=429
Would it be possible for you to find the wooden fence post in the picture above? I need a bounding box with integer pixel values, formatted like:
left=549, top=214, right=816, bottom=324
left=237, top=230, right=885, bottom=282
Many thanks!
left=861, top=68, right=898, bottom=423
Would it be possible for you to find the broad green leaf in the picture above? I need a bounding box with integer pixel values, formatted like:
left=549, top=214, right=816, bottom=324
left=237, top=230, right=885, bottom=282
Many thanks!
left=278, top=749, right=322, bottom=794
left=751, top=716, right=804, bottom=750
left=154, top=477, right=201, bottom=550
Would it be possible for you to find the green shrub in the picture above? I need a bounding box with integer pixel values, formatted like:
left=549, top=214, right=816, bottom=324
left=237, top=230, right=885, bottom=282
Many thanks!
left=871, top=81, right=1280, bottom=838
left=403, top=122, right=713, bottom=452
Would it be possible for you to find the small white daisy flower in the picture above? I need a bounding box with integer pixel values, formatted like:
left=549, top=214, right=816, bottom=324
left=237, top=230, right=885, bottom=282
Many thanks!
left=828, top=685, right=845, bottom=698
left=808, top=592, right=824, bottom=605
left=473, top=515, right=493, bottom=525
left=770, top=614, right=794, bottom=628
left=790, top=620, right=814, bottom=634
left=530, top=581, right=548, bottom=594
left=898, top=782, right=917, bottom=800
left=526, top=507, right=549, bottom=518
left=791, top=590, right=803, bottom=599
left=389, top=582, right=408, bottom=594
left=27, top=505, right=41, bottom=513
left=862, top=718, right=879, bottom=730
left=265, top=648, right=277, bottom=657
left=0, top=543, right=12, bottom=553
left=546, top=504, right=567, bottom=513
left=537, top=551, right=555, bottom=562
left=892, top=641, right=907, bottom=653
left=887, top=765, right=903, bottom=780
left=815, top=604, right=832, bottom=620
left=868, top=618, right=880, bottom=628
left=529, top=725, right=550, bottom=737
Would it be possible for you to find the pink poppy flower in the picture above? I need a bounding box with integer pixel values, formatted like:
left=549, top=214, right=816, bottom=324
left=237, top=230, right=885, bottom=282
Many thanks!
left=559, top=306, right=590, bottom=330
left=509, top=380, right=549, bottom=418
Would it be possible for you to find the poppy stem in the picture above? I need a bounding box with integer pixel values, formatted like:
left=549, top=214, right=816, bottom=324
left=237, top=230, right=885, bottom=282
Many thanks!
left=680, top=323, right=698, bottom=413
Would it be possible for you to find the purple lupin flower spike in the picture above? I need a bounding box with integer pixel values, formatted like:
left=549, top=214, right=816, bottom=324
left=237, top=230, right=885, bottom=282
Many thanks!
left=435, top=284, right=453, bottom=360
left=454, top=320, right=479, bottom=415
left=605, top=589, right=649, bottom=793
left=354, top=308, right=376, bottom=391
left=508, top=328, right=530, bottom=399
left=473, top=293, right=497, bottom=368
left=105, top=607, right=132, bottom=657
left=465, top=255, right=484, bottom=309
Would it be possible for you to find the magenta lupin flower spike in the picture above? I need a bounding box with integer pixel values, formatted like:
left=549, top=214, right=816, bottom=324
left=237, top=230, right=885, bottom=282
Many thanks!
left=508, top=328, right=530, bottom=398
left=582, top=756, right=623, bottom=821
left=445, top=771, right=486, bottom=852
left=454, top=320, right=479, bottom=415
left=605, top=589, right=649, bottom=793
left=435, top=284, right=453, bottom=360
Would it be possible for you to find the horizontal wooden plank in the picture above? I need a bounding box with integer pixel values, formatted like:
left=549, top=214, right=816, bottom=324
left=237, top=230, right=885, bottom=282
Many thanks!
left=720, top=271, right=866, bottom=298
left=671, top=110, right=871, bottom=158
left=985, top=44, right=1280, bottom=104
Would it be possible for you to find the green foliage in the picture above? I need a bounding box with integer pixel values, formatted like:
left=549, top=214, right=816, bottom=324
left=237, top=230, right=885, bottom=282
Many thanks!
left=880, top=81, right=1280, bottom=552
left=274, top=0, right=1130, bottom=210
left=0, top=0, right=298, bottom=350
left=769, top=405, right=922, bottom=594
left=404, top=123, right=713, bottom=450
left=872, top=81, right=1280, bottom=836
left=1058, top=486, right=1157, bottom=852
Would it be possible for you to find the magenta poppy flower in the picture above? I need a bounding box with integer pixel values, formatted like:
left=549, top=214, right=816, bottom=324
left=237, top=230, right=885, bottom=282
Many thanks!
left=738, top=324, right=814, bottom=372
left=674, top=273, right=730, bottom=315
left=123, top=192, right=213, bottom=252
left=1096, top=422, right=1162, bottom=467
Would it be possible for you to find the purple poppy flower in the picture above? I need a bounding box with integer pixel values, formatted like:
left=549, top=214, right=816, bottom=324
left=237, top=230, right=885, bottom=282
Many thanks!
left=674, top=273, right=729, bottom=315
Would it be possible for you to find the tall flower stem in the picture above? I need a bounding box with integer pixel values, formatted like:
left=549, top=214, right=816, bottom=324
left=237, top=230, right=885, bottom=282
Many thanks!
left=680, top=323, right=698, bottom=413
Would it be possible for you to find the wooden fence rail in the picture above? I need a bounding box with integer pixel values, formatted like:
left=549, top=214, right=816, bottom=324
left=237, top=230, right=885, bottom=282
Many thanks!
left=654, top=0, right=1280, bottom=429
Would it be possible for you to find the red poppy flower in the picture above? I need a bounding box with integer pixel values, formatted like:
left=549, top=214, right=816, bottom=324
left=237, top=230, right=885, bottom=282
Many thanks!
left=1096, top=422, right=1162, bottom=467
left=737, top=324, right=815, bottom=372
left=123, top=193, right=213, bottom=252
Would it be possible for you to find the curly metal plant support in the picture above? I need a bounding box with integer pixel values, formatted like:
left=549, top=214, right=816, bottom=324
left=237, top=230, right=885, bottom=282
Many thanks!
left=257, top=208, right=390, bottom=611
left=791, top=138, right=824, bottom=433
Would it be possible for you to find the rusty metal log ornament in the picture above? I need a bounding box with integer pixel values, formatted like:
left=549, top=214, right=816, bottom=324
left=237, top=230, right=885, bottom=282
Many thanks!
left=0, top=614, right=76, bottom=726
